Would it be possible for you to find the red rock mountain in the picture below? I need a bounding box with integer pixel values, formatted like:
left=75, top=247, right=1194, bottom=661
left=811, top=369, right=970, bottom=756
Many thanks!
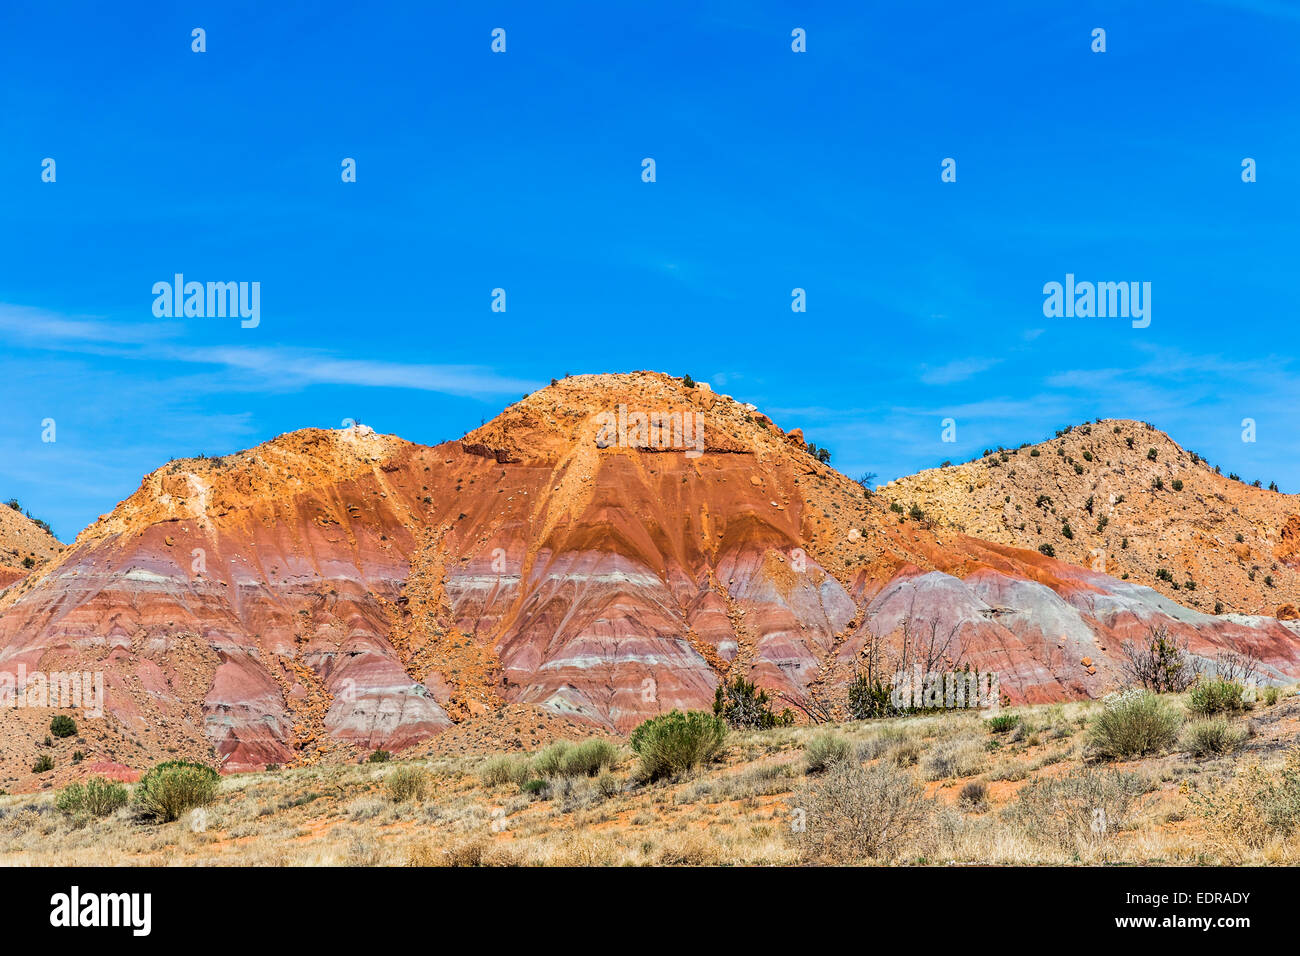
left=2, top=373, right=1298, bottom=781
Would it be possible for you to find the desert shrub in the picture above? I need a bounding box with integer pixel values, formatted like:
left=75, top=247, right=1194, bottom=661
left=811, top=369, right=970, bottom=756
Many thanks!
left=803, top=733, right=851, bottom=773
left=56, top=776, right=128, bottom=817
left=1263, top=686, right=1281, bottom=706
left=713, top=676, right=793, bottom=730
left=561, top=738, right=620, bottom=777
left=1120, top=624, right=1196, bottom=693
left=531, top=741, right=574, bottom=778
left=629, top=710, right=727, bottom=781
left=133, top=760, right=219, bottom=822
left=1003, top=768, right=1145, bottom=852
left=985, top=714, right=1021, bottom=733
left=385, top=765, right=432, bottom=802
left=1188, top=678, right=1246, bottom=716
left=889, top=741, right=921, bottom=767
left=366, top=750, right=392, bottom=763
left=1038, top=543, right=1055, bottom=558
left=49, top=715, right=77, bottom=739
left=1192, top=749, right=1300, bottom=847
left=32, top=754, right=54, bottom=773
left=594, top=770, right=621, bottom=798
left=790, top=759, right=934, bottom=863
left=1086, top=691, right=1182, bottom=760
left=846, top=673, right=899, bottom=719
left=1180, top=718, right=1249, bottom=758
left=921, top=736, right=986, bottom=781
left=479, top=754, right=532, bottom=788
left=959, top=780, right=988, bottom=811
left=439, top=835, right=493, bottom=867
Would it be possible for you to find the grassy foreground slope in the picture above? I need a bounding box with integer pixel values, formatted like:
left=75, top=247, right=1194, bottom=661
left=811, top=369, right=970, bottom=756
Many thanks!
left=2, top=686, right=1299, bottom=866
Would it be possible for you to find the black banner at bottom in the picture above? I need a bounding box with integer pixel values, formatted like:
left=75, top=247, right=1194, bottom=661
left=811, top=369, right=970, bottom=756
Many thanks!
left=0, top=865, right=1271, bottom=943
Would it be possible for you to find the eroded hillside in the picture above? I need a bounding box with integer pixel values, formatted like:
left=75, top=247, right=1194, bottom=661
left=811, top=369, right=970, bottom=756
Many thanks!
left=2, top=378, right=1298, bottom=793
left=880, top=420, right=1300, bottom=617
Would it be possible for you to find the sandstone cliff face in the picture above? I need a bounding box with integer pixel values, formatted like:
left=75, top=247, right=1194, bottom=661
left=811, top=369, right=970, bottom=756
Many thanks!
left=2, top=377, right=1299, bottom=784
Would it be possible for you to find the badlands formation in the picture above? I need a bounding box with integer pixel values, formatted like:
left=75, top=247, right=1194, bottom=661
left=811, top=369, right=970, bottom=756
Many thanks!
left=2, top=372, right=1298, bottom=790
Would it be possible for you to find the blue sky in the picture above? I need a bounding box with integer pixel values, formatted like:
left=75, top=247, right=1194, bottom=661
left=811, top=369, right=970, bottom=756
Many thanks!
left=1, top=0, right=1297, bottom=540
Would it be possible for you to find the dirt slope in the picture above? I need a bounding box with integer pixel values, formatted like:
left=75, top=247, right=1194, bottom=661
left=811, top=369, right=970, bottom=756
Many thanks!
left=880, top=419, right=1300, bottom=617
left=0, top=501, right=62, bottom=589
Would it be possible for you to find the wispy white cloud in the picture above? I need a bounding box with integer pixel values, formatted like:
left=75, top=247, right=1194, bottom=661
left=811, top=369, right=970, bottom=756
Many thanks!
left=918, top=357, right=1002, bottom=385
left=0, top=303, right=539, bottom=398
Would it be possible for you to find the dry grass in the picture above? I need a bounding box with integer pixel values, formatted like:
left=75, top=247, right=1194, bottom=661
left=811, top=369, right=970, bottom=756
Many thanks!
left=0, top=692, right=1297, bottom=866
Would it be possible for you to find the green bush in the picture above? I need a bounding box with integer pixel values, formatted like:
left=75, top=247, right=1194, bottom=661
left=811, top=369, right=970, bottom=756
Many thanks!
left=804, top=733, right=851, bottom=773
left=56, top=776, right=128, bottom=817
left=366, top=750, right=392, bottom=763
left=479, top=754, right=532, bottom=788
left=1263, top=686, right=1281, bottom=706
left=132, top=760, right=219, bottom=822
left=31, top=754, right=54, bottom=773
left=385, top=765, right=432, bottom=802
left=846, top=673, right=899, bottom=719
left=713, top=676, right=794, bottom=730
left=531, top=741, right=574, bottom=778
left=49, top=715, right=77, bottom=738
left=629, top=710, right=727, bottom=781
left=560, top=738, right=620, bottom=777
left=527, top=738, right=620, bottom=779
left=1188, top=678, right=1246, bottom=716
left=985, top=714, right=1021, bottom=734
left=1180, top=718, right=1249, bottom=758
left=1086, top=691, right=1182, bottom=760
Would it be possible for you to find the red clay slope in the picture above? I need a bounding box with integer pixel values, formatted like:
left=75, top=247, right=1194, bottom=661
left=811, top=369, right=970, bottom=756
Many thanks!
left=1, top=372, right=1298, bottom=778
